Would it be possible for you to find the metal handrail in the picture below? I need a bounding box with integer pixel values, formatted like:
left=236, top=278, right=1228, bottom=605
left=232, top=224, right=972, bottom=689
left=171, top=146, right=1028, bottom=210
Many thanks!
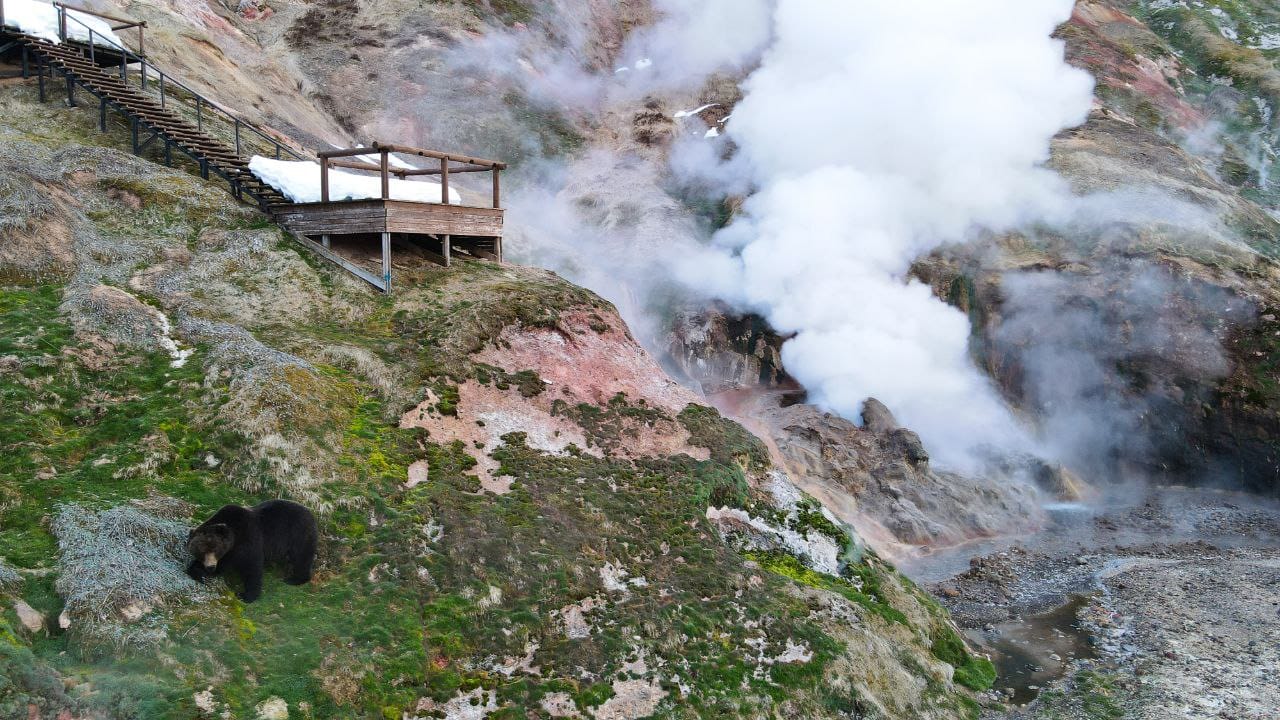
left=14, top=0, right=308, bottom=162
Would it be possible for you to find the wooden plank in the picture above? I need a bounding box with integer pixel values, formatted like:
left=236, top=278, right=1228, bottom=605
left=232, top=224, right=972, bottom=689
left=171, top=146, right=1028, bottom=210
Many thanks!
left=373, top=142, right=505, bottom=170
left=381, top=232, right=392, bottom=292
left=440, top=157, right=449, bottom=205
left=320, top=157, right=329, bottom=202
left=274, top=200, right=503, bottom=238
left=380, top=151, right=389, bottom=200
left=55, top=3, right=140, bottom=29
left=283, top=230, right=387, bottom=293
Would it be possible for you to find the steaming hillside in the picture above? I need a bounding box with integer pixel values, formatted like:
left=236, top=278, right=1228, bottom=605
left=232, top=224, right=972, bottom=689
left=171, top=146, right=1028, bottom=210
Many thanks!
left=2, top=0, right=1280, bottom=719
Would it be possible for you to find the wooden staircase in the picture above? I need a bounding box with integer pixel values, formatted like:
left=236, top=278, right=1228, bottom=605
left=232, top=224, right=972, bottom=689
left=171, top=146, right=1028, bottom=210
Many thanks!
left=1, top=3, right=301, bottom=211
left=3, top=2, right=506, bottom=294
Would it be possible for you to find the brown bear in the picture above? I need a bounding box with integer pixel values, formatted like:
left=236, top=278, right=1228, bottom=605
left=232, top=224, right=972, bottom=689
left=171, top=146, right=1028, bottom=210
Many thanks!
left=185, top=499, right=317, bottom=603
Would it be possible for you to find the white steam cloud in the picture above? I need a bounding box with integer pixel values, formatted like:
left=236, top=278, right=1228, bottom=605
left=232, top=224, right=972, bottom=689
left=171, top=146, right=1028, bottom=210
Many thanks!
left=615, top=0, right=773, bottom=92
left=678, top=0, right=1095, bottom=466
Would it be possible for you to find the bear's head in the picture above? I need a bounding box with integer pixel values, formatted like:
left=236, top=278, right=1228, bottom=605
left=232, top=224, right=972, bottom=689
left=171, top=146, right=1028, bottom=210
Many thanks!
left=186, top=524, right=235, bottom=569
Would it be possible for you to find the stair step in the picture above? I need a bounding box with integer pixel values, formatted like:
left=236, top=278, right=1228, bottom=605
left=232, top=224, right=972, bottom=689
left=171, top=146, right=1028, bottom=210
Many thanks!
left=19, top=39, right=302, bottom=216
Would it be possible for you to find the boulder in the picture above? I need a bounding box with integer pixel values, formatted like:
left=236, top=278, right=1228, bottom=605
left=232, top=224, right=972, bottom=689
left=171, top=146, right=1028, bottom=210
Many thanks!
left=13, top=599, right=44, bottom=633
left=861, top=398, right=899, bottom=435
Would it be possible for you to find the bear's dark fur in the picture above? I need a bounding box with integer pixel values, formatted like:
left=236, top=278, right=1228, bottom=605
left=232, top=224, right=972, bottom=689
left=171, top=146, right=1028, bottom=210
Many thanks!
left=186, top=500, right=317, bottom=603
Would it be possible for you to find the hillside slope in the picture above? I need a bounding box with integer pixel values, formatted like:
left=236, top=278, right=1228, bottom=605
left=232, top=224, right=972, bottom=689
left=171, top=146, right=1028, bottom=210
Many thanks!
left=0, top=82, right=991, bottom=719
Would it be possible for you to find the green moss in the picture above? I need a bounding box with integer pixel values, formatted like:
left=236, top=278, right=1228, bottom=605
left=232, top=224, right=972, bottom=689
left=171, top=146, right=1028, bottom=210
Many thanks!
left=677, top=404, right=771, bottom=472
left=551, top=392, right=670, bottom=454
left=746, top=550, right=909, bottom=626
left=930, top=626, right=996, bottom=692
left=1035, top=670, right=1126, bottom=720
left=474, top=364, right=544, bottom=397
left=461, top=0, right=535, bottom=25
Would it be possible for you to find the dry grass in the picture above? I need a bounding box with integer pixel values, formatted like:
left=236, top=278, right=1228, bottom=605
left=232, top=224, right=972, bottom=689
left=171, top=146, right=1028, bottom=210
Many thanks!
left=52, top=503, right=213, bottom=650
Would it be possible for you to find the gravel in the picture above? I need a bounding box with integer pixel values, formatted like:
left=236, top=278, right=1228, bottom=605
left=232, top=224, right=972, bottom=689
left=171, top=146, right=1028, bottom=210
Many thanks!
left=919, top=486, right=1280, bottom=719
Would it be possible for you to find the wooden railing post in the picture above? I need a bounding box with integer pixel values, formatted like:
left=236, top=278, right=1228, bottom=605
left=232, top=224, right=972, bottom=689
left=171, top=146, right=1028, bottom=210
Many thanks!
left=138, top=21, right=145, bottom=57
left=234, top=119, right=241, bottom=157
left=1, top=0, right=7, bottom=33
left=196, top=96, right=203, bottom=130
left=321, top=157, right=330, bottom=202
left=492, top=167, right=500, bottom=209
left=58, top=6, right=66, bottom=42
left=380, top=149, right=389, bottom=200
left=440, top=157, right=449, bottom=205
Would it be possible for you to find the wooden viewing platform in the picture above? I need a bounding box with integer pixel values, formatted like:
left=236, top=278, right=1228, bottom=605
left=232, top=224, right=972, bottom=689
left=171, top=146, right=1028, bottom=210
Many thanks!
left=2, top=1, right=507, bottom=293
left=271, top=143, right=506, bottom=293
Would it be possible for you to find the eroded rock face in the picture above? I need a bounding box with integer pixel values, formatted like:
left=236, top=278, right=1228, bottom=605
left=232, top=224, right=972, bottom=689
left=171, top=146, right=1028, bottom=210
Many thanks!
left=735, top=394, right=1044, bottom=554
left=667, top=304, right=788, bottom=394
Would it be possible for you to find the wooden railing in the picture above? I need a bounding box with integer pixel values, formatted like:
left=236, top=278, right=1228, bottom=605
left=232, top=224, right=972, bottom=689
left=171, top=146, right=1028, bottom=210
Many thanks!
left=316, top=143, right=506, bottom=208
left=2, top=0, right=306, bottom=162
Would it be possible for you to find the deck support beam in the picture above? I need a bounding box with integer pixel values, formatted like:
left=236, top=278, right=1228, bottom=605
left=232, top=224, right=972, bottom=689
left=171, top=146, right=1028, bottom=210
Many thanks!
left=381, top=232, right=392, bottom=293
left=64, top=70, right=75, bottom=107
left=321, top=234, right=330, bottom=249
left=442, top=234, right=451, bottom=268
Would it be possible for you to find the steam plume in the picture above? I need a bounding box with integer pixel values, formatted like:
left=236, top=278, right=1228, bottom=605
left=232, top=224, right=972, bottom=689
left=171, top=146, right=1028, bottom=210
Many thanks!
left=678, top=0, right=1095, bottom=466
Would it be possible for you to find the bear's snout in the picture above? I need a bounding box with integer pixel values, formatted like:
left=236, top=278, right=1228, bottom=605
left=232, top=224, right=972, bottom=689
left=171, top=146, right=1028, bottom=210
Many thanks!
left=203, top=552, right=218, bottom=569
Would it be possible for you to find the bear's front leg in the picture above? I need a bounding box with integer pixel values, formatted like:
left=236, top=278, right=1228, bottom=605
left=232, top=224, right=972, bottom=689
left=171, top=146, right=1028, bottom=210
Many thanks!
left=238, top=556, right=264, bottom=603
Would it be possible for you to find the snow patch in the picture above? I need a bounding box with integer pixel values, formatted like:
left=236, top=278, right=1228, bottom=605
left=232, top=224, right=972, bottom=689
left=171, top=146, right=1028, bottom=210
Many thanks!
left=2, top=0, right=125, bottom=46
left=673, top=103, right=720, bottom=119
left=153, top=309, right=195, bottom=368
left=249, top=156, right=462, bottom=205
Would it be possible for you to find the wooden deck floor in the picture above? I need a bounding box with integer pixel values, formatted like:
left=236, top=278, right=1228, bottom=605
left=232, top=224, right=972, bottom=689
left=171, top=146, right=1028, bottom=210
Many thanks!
left=272, top=198, right=504, bottom=292
left=272, top=199, right=504, bottom=238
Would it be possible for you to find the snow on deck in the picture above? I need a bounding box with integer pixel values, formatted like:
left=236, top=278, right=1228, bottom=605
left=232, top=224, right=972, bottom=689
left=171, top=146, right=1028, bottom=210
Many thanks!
left=2, top=0, right=125, bottom=46
left=249, top=156, right=462, bottom=205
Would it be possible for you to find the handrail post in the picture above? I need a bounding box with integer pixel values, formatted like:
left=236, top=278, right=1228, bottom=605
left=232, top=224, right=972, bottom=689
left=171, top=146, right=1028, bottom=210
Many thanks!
left=234, top=119, right=241, bottom=156
left=320, top=157, right=329, bottom=202
left=138, top=21, right=145, bottom=58
left=88, top=29, right=94, bottom=64
left=58, top=6, right=66, bottom=42
left=380, top=149, right=389, bottom=200
left=196, top=96, right=202, bottom=130
left=1, top=0, right=7, bottom=33
left=492, top=167, right=500, bottom=209
left=440, top=157, right=449, bottom=205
